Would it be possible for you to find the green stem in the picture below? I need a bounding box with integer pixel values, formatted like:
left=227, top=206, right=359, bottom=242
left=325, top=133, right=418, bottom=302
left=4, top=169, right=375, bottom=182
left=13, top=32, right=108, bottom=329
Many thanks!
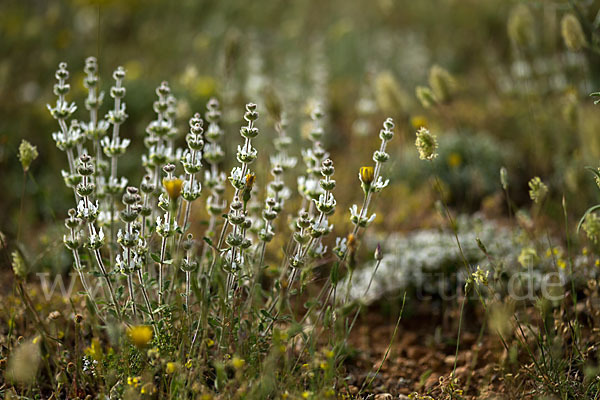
left=17, top=171, right=26, bottom=243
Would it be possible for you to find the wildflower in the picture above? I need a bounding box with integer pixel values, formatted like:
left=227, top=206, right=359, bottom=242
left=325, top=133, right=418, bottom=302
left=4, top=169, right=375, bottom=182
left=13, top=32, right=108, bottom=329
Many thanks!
left=231, top=356, right=245, bottom=370
left=557, top=259, right=567, bottom=269
left=347, top=233, right=357, bottom=251
left=518, top=247, right=539, bottom=268
left=410, top=115, right=428, bottom=129
left=349, top=204, right=376, bottom=227
left=583, top=212, right=600, bottom=244
left=242, top=172, right=255, bottom=205
left=429, top=65, right=456, bottom=103
left=185, top=359, right=193, bottom=369
left=359, top=166, right=374, bottom=186
left=358, top=165, right=377, bottom=193
left=245, top=173, right=256, bottom=189
left=11, top=251, right=27, bottom=279
left=528, top=176, right=548, bottom=204
left=140, top=383, right=157, bottom=395
left=561, top=13, right=587, bottom=52
left=346, top=233, right=358, bottom=267
left=472, top=266, right=489, bottom=286
left=18, top=140, right=38, bottom=173
left=127, top=325, right=153, bottom=348
left=147, top=347, right=159, bottom=360
left=415, top=127, right=438, bottom=160
left=166, top=362, right=177, bottom=374
left=163, top=177, right=183, bottom=200
left=127, top=376, right=141, bottom=388
left=85, top=338, right=103, bottom=361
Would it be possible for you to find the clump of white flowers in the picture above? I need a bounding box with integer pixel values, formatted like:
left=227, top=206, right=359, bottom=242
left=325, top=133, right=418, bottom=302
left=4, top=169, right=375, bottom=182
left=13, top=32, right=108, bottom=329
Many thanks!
left=46, top=59, right=399, bottom=375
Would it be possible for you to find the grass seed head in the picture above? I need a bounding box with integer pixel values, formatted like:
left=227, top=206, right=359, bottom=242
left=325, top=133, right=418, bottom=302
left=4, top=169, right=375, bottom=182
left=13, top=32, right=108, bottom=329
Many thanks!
left=561, top=13, right=587, bottom=52
left=18, top=140, right=38, bottom=173
left=415, top=127, right=438, bottom=161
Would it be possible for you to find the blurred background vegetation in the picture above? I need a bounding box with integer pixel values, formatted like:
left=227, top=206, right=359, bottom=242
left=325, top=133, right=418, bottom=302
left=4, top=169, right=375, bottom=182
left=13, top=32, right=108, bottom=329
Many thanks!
left=3, top=0, right=600, bottom=270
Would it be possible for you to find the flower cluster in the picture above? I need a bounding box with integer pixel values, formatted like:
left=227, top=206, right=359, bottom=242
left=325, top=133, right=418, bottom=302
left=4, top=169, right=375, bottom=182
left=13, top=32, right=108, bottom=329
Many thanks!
left=298, top=104, right=329, bottom=213
left=347, top=118, right=394, bottom=233
left=203, top=98, right=227, bottom=240
left=528, top=176, right=548, bottom=204
left=224, top=103, right=260, bottom=269
left=46, top=61, right=399, bottom=382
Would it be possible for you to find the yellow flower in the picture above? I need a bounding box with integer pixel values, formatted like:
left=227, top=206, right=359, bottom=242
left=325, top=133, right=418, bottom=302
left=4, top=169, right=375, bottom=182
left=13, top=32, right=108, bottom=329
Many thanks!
left=302, top=391, right=312, bottom=399
left=347, top=233, right=357, bottom=252
left=231, top=356, right=245, bottom=370
left=166, top=362, right=177, bottom=374
left=85, top=338, right=103, bottom=361
left=410, top=115, right=428, bottom=129
left=127, top=376, right=141, bottom=388
left=518, top=247, right=538, bottom=268
left=163, top=178, right=183, bottom=200
left=447, top=152, right=462, bottom=168
left=557, top=259, right=567, bottom=269
left=185, top=359, right=193, bottom=369
left=359, top=166, right=375, bottom=185
left=127, top=325, right=153, bottom=349
left=140, top=383, right=157, bottom=395
left=205, top=338, right=215, bottom=347
left=245, top=173, right=256, bottom=189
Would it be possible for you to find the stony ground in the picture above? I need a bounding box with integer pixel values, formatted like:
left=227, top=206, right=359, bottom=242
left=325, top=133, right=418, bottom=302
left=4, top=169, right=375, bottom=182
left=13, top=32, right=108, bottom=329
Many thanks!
left=344, top=303, right=515, bottom=399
